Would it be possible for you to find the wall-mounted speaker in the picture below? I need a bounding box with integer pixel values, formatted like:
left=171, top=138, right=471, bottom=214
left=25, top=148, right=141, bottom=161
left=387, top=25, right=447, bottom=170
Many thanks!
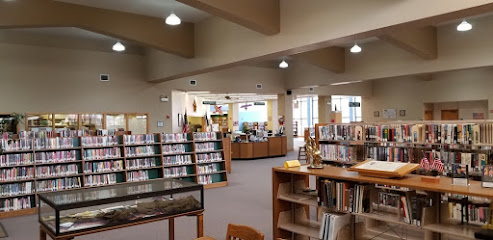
left=189, top=80, right=197, bottom=86
left=287, top=90, right=292, bottom=95
left=100, top=74, right=110, bottom=81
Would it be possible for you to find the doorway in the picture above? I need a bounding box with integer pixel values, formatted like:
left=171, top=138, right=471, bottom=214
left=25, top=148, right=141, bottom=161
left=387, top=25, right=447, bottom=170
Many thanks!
left=441, top=110, right=459, bottom=120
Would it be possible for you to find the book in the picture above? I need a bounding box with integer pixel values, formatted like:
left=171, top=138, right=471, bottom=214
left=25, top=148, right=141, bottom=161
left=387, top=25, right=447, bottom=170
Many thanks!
left=452, top=164, right=469, bottom=185
left=481, top=165, right=493, bottom=188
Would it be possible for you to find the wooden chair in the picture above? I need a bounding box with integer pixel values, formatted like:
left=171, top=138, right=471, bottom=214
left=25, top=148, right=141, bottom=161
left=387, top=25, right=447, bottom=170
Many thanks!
left=226, top=223, right=264, bottom=240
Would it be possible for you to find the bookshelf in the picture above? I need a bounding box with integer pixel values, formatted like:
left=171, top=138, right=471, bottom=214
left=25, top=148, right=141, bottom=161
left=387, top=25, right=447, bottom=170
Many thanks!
left=315, top=121, right=493, bottom=178
left=272, top=165, right=493, bottom=240
left=0, top=132, right=228, bottom=218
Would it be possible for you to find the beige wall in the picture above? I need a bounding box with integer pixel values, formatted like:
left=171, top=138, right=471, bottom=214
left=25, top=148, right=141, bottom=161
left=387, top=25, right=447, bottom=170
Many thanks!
left=431, top=101, right=488, bottom=120
left=362, top=67, right=493, bottom=121
left=0, top=42, right=173, bottom=133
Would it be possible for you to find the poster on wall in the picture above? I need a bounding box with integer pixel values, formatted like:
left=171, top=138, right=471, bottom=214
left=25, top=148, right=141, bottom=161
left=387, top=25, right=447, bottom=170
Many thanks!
left=383, top=109, right=397, bottom=119
left=473, top=113, right=485, bottom=119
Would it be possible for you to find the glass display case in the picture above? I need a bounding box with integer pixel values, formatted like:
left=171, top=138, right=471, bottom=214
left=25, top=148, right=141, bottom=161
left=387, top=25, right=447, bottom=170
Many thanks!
left=54, top=114, right=78, bottom=132
left=81, top=114, right=103, bottom=131
left=38, top=179, right=204, bottom=236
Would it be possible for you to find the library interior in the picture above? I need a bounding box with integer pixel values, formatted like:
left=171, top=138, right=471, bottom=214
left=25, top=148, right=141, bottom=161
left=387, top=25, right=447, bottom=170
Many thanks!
left=3, top=0, right=493, bottom=240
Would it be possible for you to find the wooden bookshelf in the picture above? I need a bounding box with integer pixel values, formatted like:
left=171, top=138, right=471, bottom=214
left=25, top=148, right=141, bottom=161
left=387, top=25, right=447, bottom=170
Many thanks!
left=272, top=165, right=493, bottom=240
left=0, top=132, right=228, bottom=218
left=315, top=121, right=493, bottom=177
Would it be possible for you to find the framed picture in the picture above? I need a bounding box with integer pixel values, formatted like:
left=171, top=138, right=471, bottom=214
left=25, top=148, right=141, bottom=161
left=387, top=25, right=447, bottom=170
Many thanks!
left=157, top=121, right=164, bottom=127
left=399, top=110, right=406, bottom=117
left=383, top=109, right=397, bottom=119
left=374, top=111, right=380, bottom=117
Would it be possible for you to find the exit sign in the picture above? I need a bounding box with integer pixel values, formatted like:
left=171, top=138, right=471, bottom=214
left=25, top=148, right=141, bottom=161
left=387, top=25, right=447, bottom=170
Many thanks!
left=349, top=102, right=361, bottom=107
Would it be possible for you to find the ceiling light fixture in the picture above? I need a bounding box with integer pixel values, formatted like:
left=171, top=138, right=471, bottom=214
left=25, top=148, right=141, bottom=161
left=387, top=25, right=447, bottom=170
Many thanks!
left=112, top=41, right=125, bottom=52
left=457, top=19, right=472, bottom=32
left=330, top=80, right=363, bottom=86
left=350, top=43, right=362, bottom=53
left=279, top=57, right=288, bottom=69
left=166, top=12, right=181, bottom=25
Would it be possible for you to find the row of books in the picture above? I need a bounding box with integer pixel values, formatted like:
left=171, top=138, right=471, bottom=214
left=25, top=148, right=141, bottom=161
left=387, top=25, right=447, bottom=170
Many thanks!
left=84, top=174, right=117, bottom=187
left=194, top=132, right=217, bottom=141
left=35, top=150, right=78, bottom=163
left=0, top=182, right=33, bottom=197
left=318, top=179, right=428, bottom=226
left=0, top=139, right=32, bottom=151
left=198, top=175, right=213, bottom=184
left=163, top=155, right=192, bottom=165
left=318, top=212, right=351, bottom=240
left=164, top=167, right=188, bottom=178
left=83, top=148, right=121, bottom=160
left=36, top=177, right=81, bottom=192
left=0, top=153, right=33, bottom=167
left=125, top=146, right=155, bottom=157
left=366, top=146, right=416, bottom=163
left=448, top=202, right=490, bottom=225
left=18, top=131, right=55, bottom=139
left=319, top=125, right=364, bottom=141
left=34, top=137, right=74, bottom=150
left=162, top=133, right=189, bottom=143
left=440, top=151, right=487, bottom=173
left=196, top=153, right=222, bottom=163
left=0, top=196, right=32, bottom=212
left=162, top=144, right=188, bottom=154
left=320, top=144, right=358, bottom=162
left=195, top=142, right=216, bottom=152
left=123, top=134, right=155, bottom=145
left=96, top=129, right=117, bottom=136
left=127, top=170, right=150, bottom=182
left=319, top=123, right=493, bottom=144
left=81, top=136, right=119, bottom=147
left=83, top=161, right=123, bottom=173
left=0, top=133, right=12, bottom=140
left=126, top=158, right=156, bottom=169
left=0, top=167, right=34, bottom=181
left=58, top=130, right=89, bottom=138
left=197, top=164, right=219, bottom=174
left=36, top=164, right=79, bottom=178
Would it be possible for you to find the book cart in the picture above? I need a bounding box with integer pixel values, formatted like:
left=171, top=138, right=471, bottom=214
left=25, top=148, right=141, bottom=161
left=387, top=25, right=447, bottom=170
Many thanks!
left=0, top=132, right=228, bottom=219
left=273, top=165, right=493, bottom=240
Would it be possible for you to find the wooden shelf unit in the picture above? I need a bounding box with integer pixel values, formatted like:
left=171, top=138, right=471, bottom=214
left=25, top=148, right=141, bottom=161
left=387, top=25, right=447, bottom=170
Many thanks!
left=272, top=165, right=493, bottom=240
left=0, top=132, right=229, bottom=218
left=315, top=121, right=493, bottom=177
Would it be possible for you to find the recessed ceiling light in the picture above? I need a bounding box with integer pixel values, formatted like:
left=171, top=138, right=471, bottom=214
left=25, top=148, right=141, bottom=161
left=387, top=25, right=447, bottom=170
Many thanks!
left=350, top=43, right=362, bottom=53
left=112, top=41, right=125, bottom=52
left=166, top=13, right=181, bottom=25
left=457, top=19, right=472, bottom=32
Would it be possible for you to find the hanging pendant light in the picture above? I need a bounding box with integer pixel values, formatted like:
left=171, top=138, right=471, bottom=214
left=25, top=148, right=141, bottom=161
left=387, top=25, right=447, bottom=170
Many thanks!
left=112, top=41, right=125, bottom=52
left=279, top=59, right=288, bottom=69
left=166, top=13, right=181, bottom=25
left=457, top=19, right=472, bottom=32
left=350, top=43, right=362, bottom=53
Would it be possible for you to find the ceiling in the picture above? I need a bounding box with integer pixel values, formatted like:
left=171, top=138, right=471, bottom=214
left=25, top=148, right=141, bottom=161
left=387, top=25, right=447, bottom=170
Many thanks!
left=55, top=0, right=210, bottom=23
left=186, top=92, right=278, bottom=104
left=1, top=27, right=115, bottom=41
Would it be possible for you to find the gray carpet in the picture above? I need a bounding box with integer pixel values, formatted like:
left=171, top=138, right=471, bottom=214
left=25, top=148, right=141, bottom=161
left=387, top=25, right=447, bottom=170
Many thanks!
left=0, top=145, right=302, bottom=240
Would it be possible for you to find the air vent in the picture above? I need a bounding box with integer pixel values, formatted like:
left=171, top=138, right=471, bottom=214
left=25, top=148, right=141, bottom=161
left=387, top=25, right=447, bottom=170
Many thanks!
left=190, top=80, right=197, bottom=86
left=256, top=84, right=262, bottom=89
left=100, top=74, right=110, bottom=82
left=309, top=87, right=314, bottom=92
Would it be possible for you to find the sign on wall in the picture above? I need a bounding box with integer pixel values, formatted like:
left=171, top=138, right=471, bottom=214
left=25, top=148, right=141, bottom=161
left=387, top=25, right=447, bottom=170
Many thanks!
left=349, top=102, right=361, bottom=107
left=383, top=109, right=397, bottom=119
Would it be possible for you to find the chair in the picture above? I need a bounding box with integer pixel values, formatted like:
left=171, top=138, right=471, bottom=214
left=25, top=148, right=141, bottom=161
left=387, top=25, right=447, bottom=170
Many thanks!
left=297, top=145, right=307, bottom=163
left=226, top=223, right=264, bottom=240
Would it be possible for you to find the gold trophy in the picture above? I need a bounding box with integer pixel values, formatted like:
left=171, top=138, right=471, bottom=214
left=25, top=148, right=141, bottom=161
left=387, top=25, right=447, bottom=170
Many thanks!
left=306, top=137, right=324, bottom=169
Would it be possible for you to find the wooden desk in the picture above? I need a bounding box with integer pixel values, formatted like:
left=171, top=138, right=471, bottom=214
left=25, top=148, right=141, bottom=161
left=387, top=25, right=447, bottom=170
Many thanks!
left=232, top=136, right=287, bottom=159
left=39, top=210, right=204, bottom=240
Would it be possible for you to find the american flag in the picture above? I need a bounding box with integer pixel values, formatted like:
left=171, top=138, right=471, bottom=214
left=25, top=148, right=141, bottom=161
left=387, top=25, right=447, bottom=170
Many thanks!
left=431, top=158, right=444, bottom=173
left=182, top=110, right=189, bottom=133
left=419, top=157, right=430, bottom=171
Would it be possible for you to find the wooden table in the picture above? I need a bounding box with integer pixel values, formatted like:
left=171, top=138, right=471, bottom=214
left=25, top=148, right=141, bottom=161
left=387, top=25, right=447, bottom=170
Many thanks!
left=39, top=210, right=204, bottom=240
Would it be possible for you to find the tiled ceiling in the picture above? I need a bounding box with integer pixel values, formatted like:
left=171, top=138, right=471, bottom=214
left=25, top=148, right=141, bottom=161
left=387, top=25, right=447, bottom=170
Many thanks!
left=55, top=0, right=210, bottom=22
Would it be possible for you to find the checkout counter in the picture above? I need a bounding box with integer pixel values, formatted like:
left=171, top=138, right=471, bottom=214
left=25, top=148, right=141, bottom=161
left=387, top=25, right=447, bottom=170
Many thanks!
left=231, top=135, right=287, bottom=159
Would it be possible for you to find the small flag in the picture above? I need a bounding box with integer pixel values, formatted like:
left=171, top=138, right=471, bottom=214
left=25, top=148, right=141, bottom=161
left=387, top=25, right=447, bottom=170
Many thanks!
left=420, top=157, right=430, bottom=171
left=431, top=158, right=444, bottom=173
left=182, top=110, right=189, bottom=133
